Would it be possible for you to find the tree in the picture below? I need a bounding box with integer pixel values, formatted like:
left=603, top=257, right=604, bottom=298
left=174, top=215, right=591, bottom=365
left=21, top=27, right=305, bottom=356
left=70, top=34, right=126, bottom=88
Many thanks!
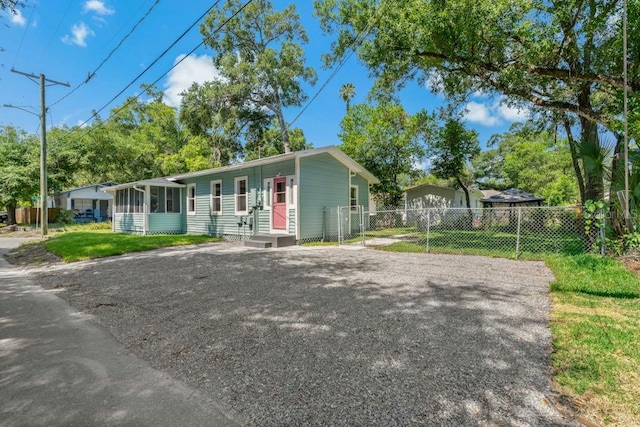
left=473, top=122, right=579, bottom=205
left=339, top=103, right=432, bottom=207
left=315, top=0, right=639, bottom=212
left=339, top=83, right=356, bottom=112
left=428, top=114, right=480, bottom=209
left=194, top=0, right=317, bottom=155
left=82, top=86, right=187, bottom=183
left=0, top=126, right=38, bottom=224
left=0, top=0, right=23, bottom=13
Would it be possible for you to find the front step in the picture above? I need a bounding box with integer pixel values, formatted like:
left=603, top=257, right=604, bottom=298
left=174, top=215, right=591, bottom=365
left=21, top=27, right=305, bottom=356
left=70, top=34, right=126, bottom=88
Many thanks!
left=244, top=234, right=296, bottom=248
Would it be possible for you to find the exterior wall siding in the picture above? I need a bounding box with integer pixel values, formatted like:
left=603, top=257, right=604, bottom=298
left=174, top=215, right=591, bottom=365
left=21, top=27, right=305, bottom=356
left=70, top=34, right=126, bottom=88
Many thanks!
left=113, top=213, right=144, bottom=234
left=299, top=153, right=350, bottom=241
left=149, top=213, right=182, bottom=234
left=181, top=160, right=295, bottom=237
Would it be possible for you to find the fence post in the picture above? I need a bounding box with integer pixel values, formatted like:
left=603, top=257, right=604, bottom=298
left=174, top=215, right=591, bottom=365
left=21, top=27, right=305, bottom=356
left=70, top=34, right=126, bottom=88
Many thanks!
left=337, top=206, right=342, bottom=245
left=426, top=210, right=431, bottom=253
left=361, top=206, right=366, bottom=246
left=515, top=207, right=522, bottom=259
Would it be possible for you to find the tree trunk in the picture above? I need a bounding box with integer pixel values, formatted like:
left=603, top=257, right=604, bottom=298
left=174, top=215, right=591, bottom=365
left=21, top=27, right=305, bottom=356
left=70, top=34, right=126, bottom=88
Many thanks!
left=578, top=86, right=604, bottom=202
left=562, top=117, right=586, bottom=202
left=457, top=175, right=473, bottom=229
left=6, top=204, right=17, bottom=225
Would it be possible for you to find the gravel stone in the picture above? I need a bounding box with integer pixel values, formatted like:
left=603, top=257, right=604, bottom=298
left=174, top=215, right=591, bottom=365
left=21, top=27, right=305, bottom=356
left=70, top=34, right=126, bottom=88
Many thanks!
left=33, top=242, right=581, bottom=426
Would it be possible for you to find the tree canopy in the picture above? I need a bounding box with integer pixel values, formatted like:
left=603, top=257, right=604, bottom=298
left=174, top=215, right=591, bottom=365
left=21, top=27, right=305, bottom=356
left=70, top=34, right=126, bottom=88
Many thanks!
left=339, top=103, right=432, bottom=207
left=315, top=0, right=639, bottom=208
left=183, top=0, right=316, bottom=158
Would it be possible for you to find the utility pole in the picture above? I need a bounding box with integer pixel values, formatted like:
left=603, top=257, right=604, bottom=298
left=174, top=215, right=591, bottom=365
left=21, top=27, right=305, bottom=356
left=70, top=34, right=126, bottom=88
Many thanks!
left=11, top=68, right=69, bottom=237
left=623, top=0, right=631, bottom=230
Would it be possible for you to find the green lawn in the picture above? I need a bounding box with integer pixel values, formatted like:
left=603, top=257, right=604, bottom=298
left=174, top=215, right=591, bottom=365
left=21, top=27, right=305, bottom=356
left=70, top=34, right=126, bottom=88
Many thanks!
left=45, top=230, right=223, bottom=262
left=546, top=254, right=640, bottom=426
left=371, top=228, right=584, bottom=258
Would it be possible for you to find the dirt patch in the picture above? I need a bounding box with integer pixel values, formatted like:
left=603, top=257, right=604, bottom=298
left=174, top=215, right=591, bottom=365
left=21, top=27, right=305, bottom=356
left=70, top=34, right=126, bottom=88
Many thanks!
left=0, top=225, right=40, bottom=238
left=620, top=253, right=640, bottom=276
left=3, top=241, right=63, bottom=267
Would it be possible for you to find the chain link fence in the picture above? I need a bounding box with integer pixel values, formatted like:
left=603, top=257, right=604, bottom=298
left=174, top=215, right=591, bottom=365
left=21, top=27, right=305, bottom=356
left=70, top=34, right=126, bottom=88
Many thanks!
left=324, top=205, right=600, bottom=258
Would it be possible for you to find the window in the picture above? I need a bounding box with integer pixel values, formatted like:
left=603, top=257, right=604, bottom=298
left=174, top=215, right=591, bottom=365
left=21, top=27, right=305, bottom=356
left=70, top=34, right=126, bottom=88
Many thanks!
left=187, top=183, right=196, bottom=215
left=235, top=176, right=248, bottom=214
left=150, top=186, right=165, bottom=213
left=115, top=189, right=127, bottom=213
left=289, top=178, right=295, bottom=206
left=166, top=188, right=181, bottom=213
left=210, top=180, right=222, bottom=215
left=350, top=185, right=358, bottom=211
left=263, top=179, right=272, bottom=210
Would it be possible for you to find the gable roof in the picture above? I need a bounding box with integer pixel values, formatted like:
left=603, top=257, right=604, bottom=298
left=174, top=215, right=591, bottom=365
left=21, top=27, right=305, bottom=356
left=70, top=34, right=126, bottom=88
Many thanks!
left=167, top=146, right=379, bottom=184
left=102, top=179, right=185, bottom=192
left=481, top=188, right=544, bottom=204
left=59, top=181, right=119, bottom=194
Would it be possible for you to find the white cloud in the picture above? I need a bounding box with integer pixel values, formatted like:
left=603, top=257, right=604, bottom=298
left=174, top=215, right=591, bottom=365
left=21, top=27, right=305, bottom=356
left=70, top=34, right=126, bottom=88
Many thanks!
left=464, top=101, right=500, bottom=126
left=83, top=0, right=114, bottom=15
left=62, top=22, right=94, bottom=47
left=463, top=98, right=529, bottom=127
left=498, top=103, right=528, bottom=121
left=163, top=54, right=220, bottom=108
left=10, top=9, right=26, bottom=26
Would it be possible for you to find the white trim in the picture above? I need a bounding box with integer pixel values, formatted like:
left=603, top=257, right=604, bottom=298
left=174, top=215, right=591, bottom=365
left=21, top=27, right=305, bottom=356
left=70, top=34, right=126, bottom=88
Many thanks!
left=210, top=179, right=222, bottom=215
left=262, top=178, right=272, bottom=211
left=234, top=176, right=248, bottom=215
left=295, top=156, right=301, bottom=240
left=144, top=185, right=150, bottom=234
left=350, top=184, right=359, bottom=211
left=269, top=176, right=289, bottom=234
left=168, top=146, right=379, bottom=184
left=186, top=183, right=197, bottom=215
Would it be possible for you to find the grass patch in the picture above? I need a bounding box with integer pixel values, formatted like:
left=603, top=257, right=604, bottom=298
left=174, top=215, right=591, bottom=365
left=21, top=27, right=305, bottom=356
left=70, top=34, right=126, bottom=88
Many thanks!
left=546, top=254, right=640, bottom=426
left=45, top=231, right=223, bottom=262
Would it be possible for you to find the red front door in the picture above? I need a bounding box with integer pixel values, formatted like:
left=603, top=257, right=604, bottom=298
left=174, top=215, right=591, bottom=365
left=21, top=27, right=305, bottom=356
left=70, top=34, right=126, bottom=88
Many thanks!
left=272, top=177, right=287, bottom=230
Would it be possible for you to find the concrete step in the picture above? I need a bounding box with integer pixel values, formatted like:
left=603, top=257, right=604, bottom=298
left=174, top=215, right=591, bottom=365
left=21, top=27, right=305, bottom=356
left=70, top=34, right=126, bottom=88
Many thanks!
left=244, top=240, right=272, bottom=249
left=244, top=234, right=296, bottom=248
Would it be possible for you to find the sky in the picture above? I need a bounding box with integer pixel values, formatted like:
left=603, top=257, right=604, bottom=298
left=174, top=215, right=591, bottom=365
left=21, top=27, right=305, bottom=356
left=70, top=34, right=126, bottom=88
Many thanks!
left=0, top=0, right=528, bottom=152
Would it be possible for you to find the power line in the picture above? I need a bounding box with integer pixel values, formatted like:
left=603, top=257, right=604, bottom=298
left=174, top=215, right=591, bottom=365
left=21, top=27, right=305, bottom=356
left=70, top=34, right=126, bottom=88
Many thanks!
left=288, top=2, right=386, bottom=127
left=76, top=0, right=224, bottom=128
left=49, top=0, right=162, bottom=108
left=37, top=0, right=74, bottom=63
left=12, top=0, right=38, bottom=67
left=76, top=0, right=254, bottom=137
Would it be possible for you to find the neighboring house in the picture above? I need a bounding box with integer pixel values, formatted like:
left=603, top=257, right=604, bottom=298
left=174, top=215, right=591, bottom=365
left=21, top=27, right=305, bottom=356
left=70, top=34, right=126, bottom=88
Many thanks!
left=103, top=146, right=379, bottom=244
left=404, top=183, right=484, bottom=210
left=480, top=188, right=544, bottom=207
left=54, top=182, right=118, bottom=221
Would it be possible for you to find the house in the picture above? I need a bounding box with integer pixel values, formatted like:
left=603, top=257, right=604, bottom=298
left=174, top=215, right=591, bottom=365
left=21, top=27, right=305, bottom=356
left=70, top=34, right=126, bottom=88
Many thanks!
left=480, top=188, right=544, bottom=207
left=103, top=146, right=379, bottom=244
left=54, top=182, right=118, bottom=221
left=404, top=183, right=484, bottom=210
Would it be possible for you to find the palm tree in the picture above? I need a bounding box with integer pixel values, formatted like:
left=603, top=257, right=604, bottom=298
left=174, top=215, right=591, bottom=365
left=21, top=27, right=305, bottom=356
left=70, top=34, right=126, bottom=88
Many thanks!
left=339, top=83, right=355, bottom=112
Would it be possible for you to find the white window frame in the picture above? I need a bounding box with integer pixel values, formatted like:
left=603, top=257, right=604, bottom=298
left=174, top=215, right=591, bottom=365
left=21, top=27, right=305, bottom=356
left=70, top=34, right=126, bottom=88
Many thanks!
left=288, top=176, right=296, bottom=208
left=187, top=183, right=197, bottom=215
left=234, top=176, right=248, bottom=215
left=263, top=178, right=272, bottom=211
left=210, top=179, right=222, bottom=215
left=350, top=185, right=359, bottom=211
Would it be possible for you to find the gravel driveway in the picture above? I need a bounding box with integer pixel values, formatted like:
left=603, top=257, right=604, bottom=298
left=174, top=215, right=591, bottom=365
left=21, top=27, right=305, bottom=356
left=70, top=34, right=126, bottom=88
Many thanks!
left=33, top=243, right=578, bottom=426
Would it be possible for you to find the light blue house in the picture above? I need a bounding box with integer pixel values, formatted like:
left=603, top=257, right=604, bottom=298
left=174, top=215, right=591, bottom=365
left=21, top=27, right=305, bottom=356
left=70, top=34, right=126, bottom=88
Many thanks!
left=103, top=146, right=378, bottom=245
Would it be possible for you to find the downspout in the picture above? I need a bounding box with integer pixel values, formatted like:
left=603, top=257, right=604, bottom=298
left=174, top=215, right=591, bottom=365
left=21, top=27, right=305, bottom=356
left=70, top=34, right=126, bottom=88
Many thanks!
left=133, top=186, right=147, bottom=235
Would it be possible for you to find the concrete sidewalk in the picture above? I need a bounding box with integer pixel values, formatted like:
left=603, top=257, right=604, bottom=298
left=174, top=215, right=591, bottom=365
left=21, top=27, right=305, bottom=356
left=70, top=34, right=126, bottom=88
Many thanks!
left=0, top=238, right=240, bottom=427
